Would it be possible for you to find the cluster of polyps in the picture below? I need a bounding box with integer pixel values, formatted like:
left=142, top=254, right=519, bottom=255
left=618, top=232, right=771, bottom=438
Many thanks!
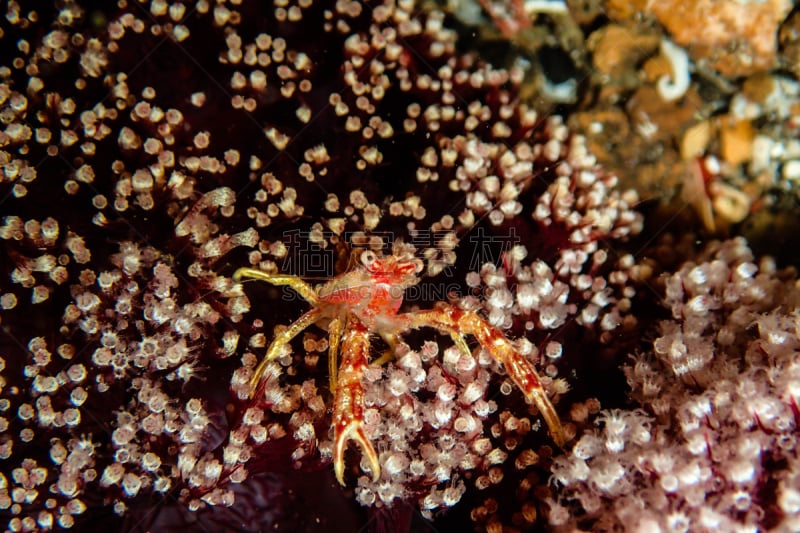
left=549, top=239, right=800, bottom=531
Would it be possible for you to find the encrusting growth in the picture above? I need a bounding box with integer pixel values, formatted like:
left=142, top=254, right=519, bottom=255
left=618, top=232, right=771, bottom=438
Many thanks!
left=235, top=248, right=565, bottom=485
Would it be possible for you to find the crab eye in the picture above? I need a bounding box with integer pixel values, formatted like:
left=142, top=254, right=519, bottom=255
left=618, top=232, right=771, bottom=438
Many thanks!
left=360, top=250, right=376, bottom=270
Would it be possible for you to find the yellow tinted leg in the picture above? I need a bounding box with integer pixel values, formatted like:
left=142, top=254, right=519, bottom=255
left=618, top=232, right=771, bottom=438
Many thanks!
left=249, top=307, right=321, bottom=396
left=233, top=267, right=318, bottom=306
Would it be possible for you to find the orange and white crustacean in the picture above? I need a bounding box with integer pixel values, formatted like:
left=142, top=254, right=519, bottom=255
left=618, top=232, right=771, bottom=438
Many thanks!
left=234, top=249, right=566, bottom=485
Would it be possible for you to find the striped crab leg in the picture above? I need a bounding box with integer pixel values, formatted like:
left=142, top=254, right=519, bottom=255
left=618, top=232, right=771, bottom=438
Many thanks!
left=233, top=267, right=319, bottom=305
left=396, top=305, right=566, bottom=447
left=332, top=317, right=380, bottom=485
left=233, top=268, right=322, bottom=396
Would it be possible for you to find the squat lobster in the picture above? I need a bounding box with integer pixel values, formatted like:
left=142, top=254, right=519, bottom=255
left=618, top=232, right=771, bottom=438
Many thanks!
left=234, top=250, right=566, bottom=485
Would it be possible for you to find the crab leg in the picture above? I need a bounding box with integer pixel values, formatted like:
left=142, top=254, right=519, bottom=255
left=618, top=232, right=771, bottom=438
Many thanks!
left=249, top=307, right=322, bottom=396
left=327, top=316, right=343, bottom=392
left=449, top=331, right=472, bottom=358
left=332, top=318, right=380, bottom=485
left=370, top=332, right=399, bottom=367
left=232, top=268, right=324, bottom=396
left=397, top=305, right=566, bottom=447
left=233, top=267, right=319, bottom=306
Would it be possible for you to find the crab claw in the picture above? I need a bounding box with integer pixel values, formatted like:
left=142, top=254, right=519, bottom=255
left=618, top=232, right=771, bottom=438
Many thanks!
left=332, top=319, right=380, bottom=485
left=333, top=419, right=380, bottom=485
left=398, top=307, right=567, bottom=448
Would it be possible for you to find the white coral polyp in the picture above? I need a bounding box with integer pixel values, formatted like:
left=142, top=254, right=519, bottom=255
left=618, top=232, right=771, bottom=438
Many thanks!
left=550, top=238, right=800, bottom=531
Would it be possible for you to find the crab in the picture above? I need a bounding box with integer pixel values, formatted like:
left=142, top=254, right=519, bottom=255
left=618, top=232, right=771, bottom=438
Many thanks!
left=234, top=249, right=566, bottom=485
